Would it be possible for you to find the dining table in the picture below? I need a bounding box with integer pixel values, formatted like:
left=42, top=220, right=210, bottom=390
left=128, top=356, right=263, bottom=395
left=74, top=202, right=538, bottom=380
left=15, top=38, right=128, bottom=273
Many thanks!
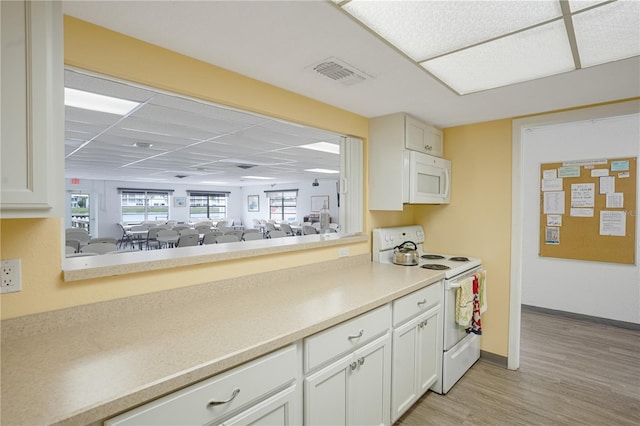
left=126, top=229, right=149, bottom=250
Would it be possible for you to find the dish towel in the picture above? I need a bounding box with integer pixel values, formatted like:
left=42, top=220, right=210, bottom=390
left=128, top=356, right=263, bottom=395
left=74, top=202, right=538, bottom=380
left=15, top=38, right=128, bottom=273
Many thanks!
left=478, top=270, right=487, bottom=315
left=466, top=272, right=485, bottom=335
left=455, top=276, right=475, bottom=327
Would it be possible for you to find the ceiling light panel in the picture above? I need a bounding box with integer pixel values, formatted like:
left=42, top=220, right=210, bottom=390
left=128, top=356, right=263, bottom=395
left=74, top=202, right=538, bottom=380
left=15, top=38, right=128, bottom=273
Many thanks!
left=342, top=0, right=562, bottom=61
left=422, top=20, right=575, bottom=95
left=572, top=0, right=640, bottom=68
left=64, top=88, right=140, bottom=115
left=299, top=142, right=340, bottom=154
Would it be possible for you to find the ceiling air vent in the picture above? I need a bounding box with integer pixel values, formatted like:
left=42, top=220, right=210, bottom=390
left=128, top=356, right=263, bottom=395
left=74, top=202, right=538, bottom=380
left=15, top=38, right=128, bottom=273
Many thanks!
left=236, top=164, right=256, bottom=170
left=174, top=175, right=188, bottom=179
left=309, top=57, right=370, bottom=86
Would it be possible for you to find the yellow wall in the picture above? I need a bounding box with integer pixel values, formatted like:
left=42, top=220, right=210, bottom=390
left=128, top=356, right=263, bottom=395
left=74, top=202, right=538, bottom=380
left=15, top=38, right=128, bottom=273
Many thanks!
left=415, top=119, right=513, bottom=356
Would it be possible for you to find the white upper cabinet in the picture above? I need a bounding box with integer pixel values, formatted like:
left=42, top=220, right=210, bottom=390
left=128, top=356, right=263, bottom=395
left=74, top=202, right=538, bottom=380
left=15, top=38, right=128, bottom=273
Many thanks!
left=0, top=0, right=63, bottom=218
left=404, top=115, right=443, bottom=157
left=369, top=113, right=445, bottom=210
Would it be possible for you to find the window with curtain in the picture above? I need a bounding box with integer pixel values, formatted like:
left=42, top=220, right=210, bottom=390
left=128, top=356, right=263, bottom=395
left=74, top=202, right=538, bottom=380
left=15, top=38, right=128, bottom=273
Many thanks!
left=266, top=190, right=298, bottom=221
left=188, top=192, right=228, bottom=219
left=120, top=190, right=170, bottom=223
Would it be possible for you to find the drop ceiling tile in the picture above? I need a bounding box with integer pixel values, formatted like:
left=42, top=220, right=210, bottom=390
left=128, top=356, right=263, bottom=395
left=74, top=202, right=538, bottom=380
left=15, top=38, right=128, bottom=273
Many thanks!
left=343, top=0, right=562, bottom=61
left=422, top=20, right=575, bottom=95
left=572, top=0, right=640, bottom=68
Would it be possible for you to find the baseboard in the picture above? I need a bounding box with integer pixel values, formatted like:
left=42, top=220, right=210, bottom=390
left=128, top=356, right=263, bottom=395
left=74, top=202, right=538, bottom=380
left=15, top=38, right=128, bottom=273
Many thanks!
left=479, top=350, right=508, bottom=368
left=522, top=304, right=640, bottom=331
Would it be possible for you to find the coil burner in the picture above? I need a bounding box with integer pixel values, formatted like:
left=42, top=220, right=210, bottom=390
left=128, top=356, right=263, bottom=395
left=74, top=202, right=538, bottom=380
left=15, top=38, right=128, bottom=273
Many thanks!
left=421, top=264, right=450, bottom=270
left=422, top=254, right=446, bottom=260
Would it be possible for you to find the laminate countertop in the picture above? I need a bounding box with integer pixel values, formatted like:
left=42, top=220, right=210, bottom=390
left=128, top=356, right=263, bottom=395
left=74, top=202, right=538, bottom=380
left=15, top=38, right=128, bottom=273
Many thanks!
left=1, top=255, right=444, bottom=426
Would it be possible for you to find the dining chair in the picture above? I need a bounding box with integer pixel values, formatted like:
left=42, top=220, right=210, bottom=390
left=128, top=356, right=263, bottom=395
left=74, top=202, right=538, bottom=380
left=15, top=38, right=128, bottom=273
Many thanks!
left=129, top=225, right=150, bottom=250
left=116, top=223, right=134, bottom=249
left=179, top=228, right=198, bottom=236
left=242, top=232, right=264, bottom=241
left=80, top=242, right=118, bottom=255
left=65, top=245, right=77, bottom=256
left=302, top=225, right=318, bottom=235
left=195, top=225, right=212, bottom=234
left=268, top=230, right=287, bottom=238
left=202, top=231, right=223, bottom=245
left=215, top=234, right=240, bottom=244
left=279, top=223, right=294, bottom=236
left=176, top=234, right=199, bottom=247
left=145, top=227, right=164, bottom=250
left=265, top=222, right=277, bottom=232
left=156, top=229, right=179, bottom=248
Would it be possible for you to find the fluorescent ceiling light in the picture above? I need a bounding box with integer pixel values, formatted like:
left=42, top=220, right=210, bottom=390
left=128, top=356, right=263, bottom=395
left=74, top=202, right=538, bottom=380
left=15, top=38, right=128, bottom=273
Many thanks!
left=572, top=1, right=640, bottom=68
left=299, top=142, right=340, bottom=155
left=64, top=87, right=140, bottom=115
left=422, top=20, right=575, bottom=95
left=305, top=168, right=340, bottom=174
left=241, top=176, right=275, bottom=180
left=343, top=0, right=561, bottom=60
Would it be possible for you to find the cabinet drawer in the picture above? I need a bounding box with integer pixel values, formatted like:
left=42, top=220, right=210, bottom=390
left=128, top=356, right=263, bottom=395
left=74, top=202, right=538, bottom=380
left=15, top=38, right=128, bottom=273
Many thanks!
left=106, top=344, right=298, bottom=426
left=393, top=281, right=442, bottom=326
left=304, top=304, right=391, bottom=373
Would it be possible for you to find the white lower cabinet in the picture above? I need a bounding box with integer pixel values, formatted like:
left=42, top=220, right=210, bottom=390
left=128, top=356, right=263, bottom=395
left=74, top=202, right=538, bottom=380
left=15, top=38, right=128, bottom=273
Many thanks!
left=391, top=282, right=443, bottom=423
left=302, top=304, right=392, bottom=426
left=304, top=334, right=391, bottom=426
left=105, top=344, right=301, bottom=426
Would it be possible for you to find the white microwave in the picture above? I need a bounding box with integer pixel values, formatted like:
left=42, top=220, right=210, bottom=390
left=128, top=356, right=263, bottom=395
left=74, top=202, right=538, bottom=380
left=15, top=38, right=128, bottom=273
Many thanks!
left=403, top=150, right=451, bottom=204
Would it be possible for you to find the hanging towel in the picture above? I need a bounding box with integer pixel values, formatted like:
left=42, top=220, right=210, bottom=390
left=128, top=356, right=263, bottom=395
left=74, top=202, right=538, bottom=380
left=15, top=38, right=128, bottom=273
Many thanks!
left=466, top=274, right=482, bottom=335
left=478, top=270, right=487, bottom=314
left=455, top=276, right=475, bottom=327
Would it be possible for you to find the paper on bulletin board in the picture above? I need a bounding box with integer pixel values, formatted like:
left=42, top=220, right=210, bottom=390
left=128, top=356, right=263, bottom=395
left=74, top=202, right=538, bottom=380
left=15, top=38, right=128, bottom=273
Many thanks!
left=542, top=169, right=557, bottom=179
left=547, top=215, right=562, bottom=226
left=600, top=211, right=626, bottom=236
left=570, top=208, right=594, bottom=217
left=544, top=191, right=565, bottom=214
left=541, top=178, right=563, bottom=191
left=606, top=193, right=624, bottom=208
left=571, top=183, right=594, bottom=207
left=558, top=166, right=581, bottom=178
left=591, top=169, right=609, bottom=177
left=599, top=175, right=615, bottom=194
left=545, top=227, right=560, bottom=245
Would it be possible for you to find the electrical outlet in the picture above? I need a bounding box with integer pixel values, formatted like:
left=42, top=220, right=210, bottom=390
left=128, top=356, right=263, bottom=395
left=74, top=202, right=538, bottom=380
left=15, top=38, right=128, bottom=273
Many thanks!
left=339, top=247, right=349, bottom=257
left=1, top=259, right=22, bottom=294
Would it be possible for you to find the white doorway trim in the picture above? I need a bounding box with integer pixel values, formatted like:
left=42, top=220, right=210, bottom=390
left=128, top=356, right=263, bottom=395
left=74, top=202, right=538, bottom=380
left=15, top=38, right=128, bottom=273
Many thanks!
left=508, top=100, right=640, bottom=370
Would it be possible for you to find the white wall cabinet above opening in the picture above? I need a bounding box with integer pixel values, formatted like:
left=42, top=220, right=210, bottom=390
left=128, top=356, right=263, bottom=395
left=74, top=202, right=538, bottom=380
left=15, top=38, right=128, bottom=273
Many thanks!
left=0, top=0, right=63, bottom=218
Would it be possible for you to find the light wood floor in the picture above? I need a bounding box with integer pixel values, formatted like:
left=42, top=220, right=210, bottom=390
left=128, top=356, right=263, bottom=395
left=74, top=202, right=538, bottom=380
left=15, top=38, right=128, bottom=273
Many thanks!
left=395, top=307, right=640, bottom=425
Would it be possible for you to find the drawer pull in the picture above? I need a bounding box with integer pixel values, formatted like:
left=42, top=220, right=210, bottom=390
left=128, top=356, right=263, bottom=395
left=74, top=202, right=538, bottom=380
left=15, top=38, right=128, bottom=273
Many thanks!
left=417, top=299, right=427, bottom=306
left=358, top=357, right=365, bottom=366
left=347, top=329, right=364, bottom=340
left=207, top=388, right=240, bottom=406
left=350, top=361, right=358, bottom=371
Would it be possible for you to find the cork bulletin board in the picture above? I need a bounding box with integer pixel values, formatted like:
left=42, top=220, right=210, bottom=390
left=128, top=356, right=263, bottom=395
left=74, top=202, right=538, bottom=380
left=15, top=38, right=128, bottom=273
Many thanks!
left=539, top=157, right=637, bottom=264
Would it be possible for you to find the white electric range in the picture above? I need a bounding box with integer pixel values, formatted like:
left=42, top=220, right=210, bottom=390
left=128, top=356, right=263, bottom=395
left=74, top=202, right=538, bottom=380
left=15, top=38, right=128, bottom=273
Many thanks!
left=372, top=225, right=484, bottom=394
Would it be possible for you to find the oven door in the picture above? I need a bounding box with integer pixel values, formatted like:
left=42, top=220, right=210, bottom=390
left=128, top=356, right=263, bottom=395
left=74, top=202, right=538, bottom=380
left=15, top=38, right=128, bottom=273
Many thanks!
left=443, top=267, right=483, bottom=351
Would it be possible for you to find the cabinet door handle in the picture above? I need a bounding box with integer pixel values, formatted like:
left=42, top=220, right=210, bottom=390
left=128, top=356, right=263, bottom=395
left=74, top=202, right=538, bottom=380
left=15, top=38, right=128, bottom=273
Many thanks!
left=358, top=357, right=365, bottom=366
left=347, top=329, right=364, bottom=340
left=207, top=388, right=240, bottom=406
left=350, top=361, right=358, bottom=371
left=417, top=299, right=427, bottom=306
